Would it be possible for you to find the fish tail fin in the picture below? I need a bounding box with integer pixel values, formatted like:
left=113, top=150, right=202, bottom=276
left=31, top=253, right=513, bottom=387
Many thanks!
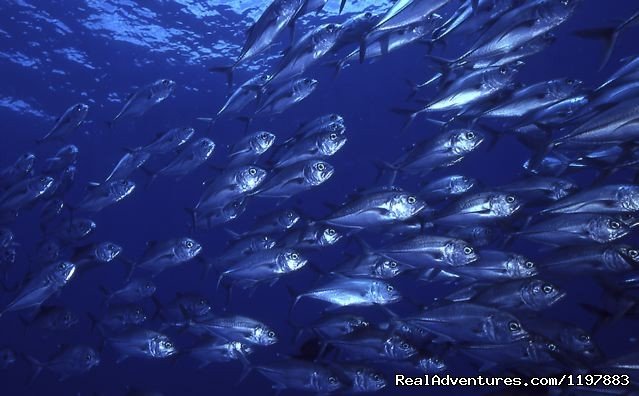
left=139, top=165, right=158, bottom=187
left=237, top=362, right=254, bottom=385
left=372, top=160, right=399, bottom=186
left=339, top=0, right=347, bottom=14
left=285, top=285, right=302, bottom=320
left=26, top=355, right=44, bottom=384
left=574, top=27, right=619, bottom=70
left=579, top=303, right=614, bottom=334
left=236, top=116, right=253, bottom=134
left=209, top=65, right=235, bottom=87
left=390, top=107, right=421, bottom=133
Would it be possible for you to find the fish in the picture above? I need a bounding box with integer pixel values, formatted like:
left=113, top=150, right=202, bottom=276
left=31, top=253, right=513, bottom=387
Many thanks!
left=110, top=79, right=175, bottom=125
left=540, top=244, right=639, bottom=275
left=322, top=189, right=426, bottom=229
left=209, top=0, right=307, bottom=85
left=277, top=223, right=342, bottom=249
left=390, top=129, right=484, bottom=175
left=255, top=159, right=334, bottom=199
left=255, top=77, right=319, bottom=116
left=294, top=314, right=369, bottom=341
left=271, top=124, right=347, bottom=168
left=91, top=304, right=148, bottom=332
left=141, top=127, right=195, bottom=155
left=108, top=328, right=177, bottom=362
left=185, top=339, right=253, bottom=368
left=156, top=137, right=215, bottom=179
left=498, top=176, right=578, bottom=202
left=444, top=278, right=566, bottom=311
left=0, top=153, right=36, bottom=190
left=190, top=198, right=248, bottom=230
left=186, top=313, right=278, bottom=346
left=0, top=175, right=54, bottom=213
left=459, top=336, right=560, bottom=372
left=196, top=165, right=267, bottom=212
left=419, top=174, right=477, bottom=202
left=433, top=191, right=522, bottom=226
left=0, top=261, right=76, bottom=318
left=420, top=249, right=538, bottom=283
left=20, top=305, right=80, bottom=332
left=71, top=241, right=123, bottom=271
left=217, top=248, right=307, bottom=290
left=37, top=103, right=88, bottom=143
left=216, top=233, right=276, bottom=265
left=369, top=0, right=449, bottom=34
left=101, top=278, right=157, bottom=305
left=540, top=184, right=639, bottom=214
left=105, top=149, right=151, bottom=182
left=326, top=332, right=417, bottom=362
left=136, top=238, right=202, bottom=276
left=375, top=235, right=478, bottom=269
left=333, top=364, right=387, bottom=393
left=242, top=208, right=301, bottom=236
left=75, top=180, right=136, bottom=213
left=227, top=131, right=276, bottom=167
left=208, top=74, right=273, bottom=120
left=400, top=302, right=529, bottom=344
left=517, top=213, right=630, bottom=245
left=44, top=217, right=96, bottom=242
left=251, top=360, right=344, bottom=393
left=27, top=345, right=100, bottom=381
left=290, top=276, right=402, bottom=311
left=43, top=144, right=79, bottom=175
left=268, top=23, right=342, bottom=84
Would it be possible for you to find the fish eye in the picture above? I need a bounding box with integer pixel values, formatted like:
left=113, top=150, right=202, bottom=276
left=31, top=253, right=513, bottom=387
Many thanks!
left=185, top=240, right=193, bottom=248
left=542, top=285, right=554, bottom=294
left=330, top=133, right=337, bottom=140
left=578, top=334, right=589, bottom=342
left=629, top=249, right=638, bottom=257
left=76, top=105, right=83, bottom=111
left=86, top=354, right=92, bottom=362
left=509, top=321, right=520, bottom=331
left=506, top=195, right=516, bottom=203
left=548, top=343, right=557, bottom=351
left=463, top=246, right=474, bottom=255
left=200, top=299, right=206, bottom=306
left=389, top=261, right=397, bottom=268
left=267, top=330, right=275, bottom=337
left=58, top=263, right=66, bottom=270
left=316, top=163, right=325, bottom=171
left=407, top=196, right=416, bottom=204
left=327, top=228, right=336, bottom=235
left=162, top=79, right=170, bottom=85
left=386, top=285, right=394, bottom=292
left=365, top=12, right=372, bottom=18
left=291, top=252, right=299, bottom=260
left=261, top=75, right=269, bottom=81
left=249, top=168, right=257, bottom=175
left=329, top=377, right=337, bottom=384
left=567, top=79, right=575, bottom=85
left=165, top=342, right=172, bottom=348
left=499, top=66, right=507, bottom=74
left=610, top=221, right=621, bottom=229
left=466, top=132, right=475, bottom=139
left=401, top=343, right=409, bottom=349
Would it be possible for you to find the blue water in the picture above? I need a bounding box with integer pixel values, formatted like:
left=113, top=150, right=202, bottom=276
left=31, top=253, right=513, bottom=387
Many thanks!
left=1, top=0, right=638, bottom=395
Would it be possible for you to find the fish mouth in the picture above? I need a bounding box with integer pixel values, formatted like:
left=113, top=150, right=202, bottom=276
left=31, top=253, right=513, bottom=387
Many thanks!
left=550, top=291, right=567, bottom=306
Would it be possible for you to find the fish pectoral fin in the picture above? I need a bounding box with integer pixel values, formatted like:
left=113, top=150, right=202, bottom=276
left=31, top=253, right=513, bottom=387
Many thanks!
left=282, top=177, right=306, bottom=187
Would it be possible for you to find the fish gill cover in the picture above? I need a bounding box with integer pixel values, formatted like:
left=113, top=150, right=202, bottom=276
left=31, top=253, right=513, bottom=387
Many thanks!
left=0, top=0, right=638, bottom=395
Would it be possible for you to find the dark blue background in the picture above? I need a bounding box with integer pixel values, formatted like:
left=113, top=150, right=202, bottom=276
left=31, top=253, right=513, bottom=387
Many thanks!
left=0, top=0, right=638, bottom=395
